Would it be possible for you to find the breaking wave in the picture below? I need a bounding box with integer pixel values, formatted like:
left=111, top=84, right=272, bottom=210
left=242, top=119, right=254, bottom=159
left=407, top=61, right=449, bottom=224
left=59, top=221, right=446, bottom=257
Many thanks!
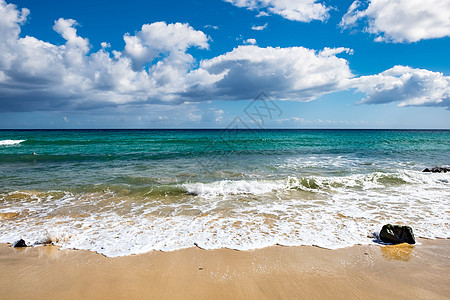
left=0, top=170, right=448, bottom=257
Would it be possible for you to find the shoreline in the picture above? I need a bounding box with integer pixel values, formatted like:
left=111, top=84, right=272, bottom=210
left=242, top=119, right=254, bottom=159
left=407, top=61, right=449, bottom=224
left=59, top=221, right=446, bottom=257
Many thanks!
left=1, top=239, right=449, bottom=299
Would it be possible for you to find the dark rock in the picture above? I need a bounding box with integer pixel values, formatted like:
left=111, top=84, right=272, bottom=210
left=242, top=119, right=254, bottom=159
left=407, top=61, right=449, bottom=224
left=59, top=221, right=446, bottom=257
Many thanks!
left=12, top=239, right=27, bottom=248
left=379, top=224, right=415, bottom=245
left=422, top=167, right=450, bottom=173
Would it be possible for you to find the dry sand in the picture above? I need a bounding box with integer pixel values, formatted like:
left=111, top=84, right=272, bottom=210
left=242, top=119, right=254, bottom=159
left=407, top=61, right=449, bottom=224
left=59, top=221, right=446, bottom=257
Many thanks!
left=0, top=239, right=449, bottom=299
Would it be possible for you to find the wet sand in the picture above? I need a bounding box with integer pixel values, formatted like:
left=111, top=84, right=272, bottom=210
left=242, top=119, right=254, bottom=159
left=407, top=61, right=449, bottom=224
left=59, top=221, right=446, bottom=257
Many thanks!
left=0, top=239, right=449, bottom=299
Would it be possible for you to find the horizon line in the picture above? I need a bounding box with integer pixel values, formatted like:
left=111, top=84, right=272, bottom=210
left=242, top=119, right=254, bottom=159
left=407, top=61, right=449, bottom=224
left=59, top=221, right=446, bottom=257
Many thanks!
left=1, top=128, right=449, bottom=131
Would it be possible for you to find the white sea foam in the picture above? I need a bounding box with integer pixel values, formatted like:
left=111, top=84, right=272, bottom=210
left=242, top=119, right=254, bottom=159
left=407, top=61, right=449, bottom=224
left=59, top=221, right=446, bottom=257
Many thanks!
left=184, top=171, right=449, bottom=196
left=0, top=171, right=448, bottom=257
left=184, top=180, right=288, bottom=196
left=0, top=139, right=25, bottom=146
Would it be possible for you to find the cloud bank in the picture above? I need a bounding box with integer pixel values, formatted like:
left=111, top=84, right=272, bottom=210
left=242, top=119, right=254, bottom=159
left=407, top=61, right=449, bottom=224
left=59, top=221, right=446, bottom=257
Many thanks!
left=0, top=0, right=449, bottom=113
left=340, top=0, right=450, bottom=43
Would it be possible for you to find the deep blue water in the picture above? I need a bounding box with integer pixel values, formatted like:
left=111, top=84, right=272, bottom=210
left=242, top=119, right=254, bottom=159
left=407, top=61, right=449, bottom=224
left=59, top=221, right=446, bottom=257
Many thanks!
left=0, top=129, right=448, bottom=192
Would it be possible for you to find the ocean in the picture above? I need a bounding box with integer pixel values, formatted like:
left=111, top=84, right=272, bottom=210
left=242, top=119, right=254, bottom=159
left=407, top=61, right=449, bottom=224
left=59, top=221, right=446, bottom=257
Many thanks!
left=0, top=129, right=449, bottom=257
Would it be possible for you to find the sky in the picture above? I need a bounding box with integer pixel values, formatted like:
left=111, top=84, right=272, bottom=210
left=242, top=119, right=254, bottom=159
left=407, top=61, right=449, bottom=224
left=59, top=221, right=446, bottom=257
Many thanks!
left=0, top=0, right=449, bottom=129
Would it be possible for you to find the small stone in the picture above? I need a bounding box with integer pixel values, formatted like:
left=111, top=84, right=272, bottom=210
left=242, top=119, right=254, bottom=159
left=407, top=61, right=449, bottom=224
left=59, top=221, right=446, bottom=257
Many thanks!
left=12, top=239, right=27, bottom=248
left=379, top=224, right=415, bottom=245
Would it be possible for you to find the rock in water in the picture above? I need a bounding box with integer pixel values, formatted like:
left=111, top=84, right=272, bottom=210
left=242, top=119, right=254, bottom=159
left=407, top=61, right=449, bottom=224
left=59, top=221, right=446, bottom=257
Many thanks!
left=379, top=224, right=415, bottom=245
left=422, top=167, right=450, bottom=173
left=12, top=239, right=27, bottom=248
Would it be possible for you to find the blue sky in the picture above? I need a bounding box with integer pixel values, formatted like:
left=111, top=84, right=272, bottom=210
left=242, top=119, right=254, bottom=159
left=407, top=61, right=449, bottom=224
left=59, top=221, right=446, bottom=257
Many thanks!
left=0, top=0, right=449, bottom=129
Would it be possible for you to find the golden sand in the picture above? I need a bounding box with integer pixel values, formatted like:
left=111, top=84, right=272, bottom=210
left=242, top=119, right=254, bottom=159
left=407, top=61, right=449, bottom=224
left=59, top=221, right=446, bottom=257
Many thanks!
left=0, top=239, right=449, bottom=299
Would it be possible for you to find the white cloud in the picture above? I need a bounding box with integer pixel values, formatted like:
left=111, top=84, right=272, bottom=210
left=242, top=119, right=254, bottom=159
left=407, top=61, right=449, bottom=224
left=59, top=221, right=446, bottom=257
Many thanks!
left=251, top=23, right=267, bottom=31
left=224, top=0, right=330, bottom=22
left=0, top=0, right=28, bottom=42
left=123, top=21, right=209, bottom=68
left=187, top=45, right=354, bottom=101
left=340, top=0, right=450, bottom=43
left=352, top=66, right=450, bottom=107
left=204, top=25, right=219, bottom=30
left=256, top=11, right=270, bottom=17
left=53, top=18, right=90, bottom=52
left=0, top=2, right=212, bottom=111
left=243, top=38, right=257, bottom=45
left=339, top=1, right=363, bottom=29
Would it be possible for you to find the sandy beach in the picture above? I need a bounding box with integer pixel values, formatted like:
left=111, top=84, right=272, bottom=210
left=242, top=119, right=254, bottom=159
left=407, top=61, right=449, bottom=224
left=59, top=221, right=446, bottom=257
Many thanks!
left=0, top=239, right=449, bottom=299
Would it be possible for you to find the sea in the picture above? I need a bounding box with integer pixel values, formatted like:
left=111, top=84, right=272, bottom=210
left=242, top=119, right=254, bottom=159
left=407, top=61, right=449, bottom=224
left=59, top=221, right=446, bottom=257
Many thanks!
left=0, top=129, right=449, bottom=257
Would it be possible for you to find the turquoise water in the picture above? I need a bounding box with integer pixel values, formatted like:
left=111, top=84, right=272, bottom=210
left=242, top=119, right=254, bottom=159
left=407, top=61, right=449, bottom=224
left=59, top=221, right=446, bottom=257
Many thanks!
left=0, top=130, right=449, bottom=256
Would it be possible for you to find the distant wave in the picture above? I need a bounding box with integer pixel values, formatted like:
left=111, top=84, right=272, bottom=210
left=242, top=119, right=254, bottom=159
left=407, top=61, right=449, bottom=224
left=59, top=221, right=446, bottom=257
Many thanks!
left=0, top=140, right=25, bottom=146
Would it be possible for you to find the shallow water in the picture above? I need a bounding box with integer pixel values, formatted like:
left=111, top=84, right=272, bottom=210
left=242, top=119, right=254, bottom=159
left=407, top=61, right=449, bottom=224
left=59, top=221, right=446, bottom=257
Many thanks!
left=0, top=129, right=449, bottom=256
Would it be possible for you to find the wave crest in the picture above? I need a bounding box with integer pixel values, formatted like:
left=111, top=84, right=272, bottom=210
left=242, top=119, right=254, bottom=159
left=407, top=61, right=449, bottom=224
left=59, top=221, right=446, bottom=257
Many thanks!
left=0, top=139, right=25, bottom=146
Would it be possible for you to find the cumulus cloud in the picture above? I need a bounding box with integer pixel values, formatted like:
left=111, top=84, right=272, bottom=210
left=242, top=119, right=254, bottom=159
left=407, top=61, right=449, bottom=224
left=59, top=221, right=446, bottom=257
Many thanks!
left=0, top=1, right=211, bottom=111
left=224, top=0, right=330, bottom=22
left=185, top=46, right=354, bottom=101
left=0, top=0, right=28, bottom=42
left=340, top=0, right=450, bottom=43
left=0, top=8, right=146, bottom=111
left=352, top=66, right=450, bottom=107
left=123, top=21, right=209, bottom=69
left=53, top=18, right=90, bottom=52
